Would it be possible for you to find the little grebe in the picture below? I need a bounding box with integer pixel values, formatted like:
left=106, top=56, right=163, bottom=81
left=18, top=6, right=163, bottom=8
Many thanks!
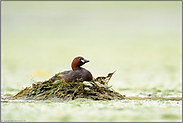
left=50, top=56, right=93, bottom=82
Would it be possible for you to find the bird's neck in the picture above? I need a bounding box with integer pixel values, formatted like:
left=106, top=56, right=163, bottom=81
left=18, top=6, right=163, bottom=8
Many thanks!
left=72, top=66, right=83, bottom=71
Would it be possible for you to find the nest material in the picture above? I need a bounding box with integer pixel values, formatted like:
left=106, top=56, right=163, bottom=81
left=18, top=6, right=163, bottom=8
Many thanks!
left=4, top=71, right=125, bottom=101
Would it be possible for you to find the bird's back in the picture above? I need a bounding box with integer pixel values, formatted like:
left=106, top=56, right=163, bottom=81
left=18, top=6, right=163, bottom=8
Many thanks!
left=49, top=68, right=93, bottom=82
left=65, top=68, right=93, bottom=82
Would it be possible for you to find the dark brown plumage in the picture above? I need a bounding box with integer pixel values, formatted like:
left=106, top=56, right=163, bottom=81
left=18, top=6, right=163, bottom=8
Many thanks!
left=50, top=56, right=93, bottom=82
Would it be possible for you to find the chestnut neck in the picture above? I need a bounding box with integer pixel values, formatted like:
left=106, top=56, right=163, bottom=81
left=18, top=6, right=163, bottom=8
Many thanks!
left=71, top=58, right=80, bottom=70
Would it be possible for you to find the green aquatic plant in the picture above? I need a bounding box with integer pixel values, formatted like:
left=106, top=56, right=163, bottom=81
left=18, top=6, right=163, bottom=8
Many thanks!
left=4, top=71, right=125, bottom=101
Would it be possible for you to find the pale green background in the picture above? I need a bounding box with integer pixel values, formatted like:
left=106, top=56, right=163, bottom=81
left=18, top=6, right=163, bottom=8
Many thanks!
left=1, top=1, right=182, bottom=122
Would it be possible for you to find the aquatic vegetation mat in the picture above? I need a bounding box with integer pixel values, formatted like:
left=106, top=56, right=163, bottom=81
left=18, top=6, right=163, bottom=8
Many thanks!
left=4, top=71, right=125, bottom=101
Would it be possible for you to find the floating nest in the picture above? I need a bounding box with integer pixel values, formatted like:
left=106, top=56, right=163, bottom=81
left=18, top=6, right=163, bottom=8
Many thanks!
left=4, top=71, right=125, bottom=102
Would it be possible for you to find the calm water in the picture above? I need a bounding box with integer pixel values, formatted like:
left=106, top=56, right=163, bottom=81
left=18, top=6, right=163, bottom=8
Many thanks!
left=1, top=1, right=182, bottom=122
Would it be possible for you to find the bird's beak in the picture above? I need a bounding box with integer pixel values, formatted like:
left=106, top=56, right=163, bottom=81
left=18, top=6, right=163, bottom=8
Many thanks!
left=83, top=59, right=90, bottom=63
